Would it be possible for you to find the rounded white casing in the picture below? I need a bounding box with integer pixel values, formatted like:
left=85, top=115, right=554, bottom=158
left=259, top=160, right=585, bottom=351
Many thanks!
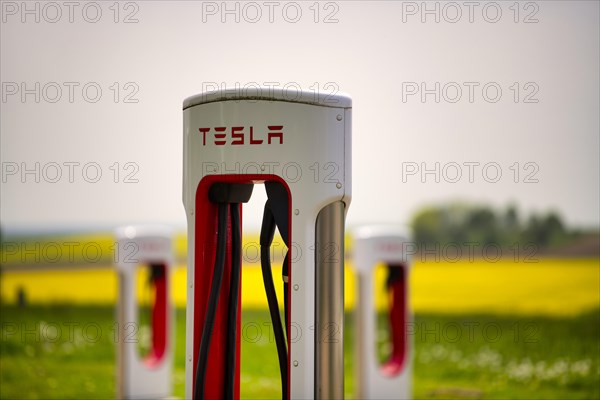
left=114, top=225, right=175, bottom=400
left=353, top=225, right=413, bottom=400
left=183, top=88, right=351, bottom=399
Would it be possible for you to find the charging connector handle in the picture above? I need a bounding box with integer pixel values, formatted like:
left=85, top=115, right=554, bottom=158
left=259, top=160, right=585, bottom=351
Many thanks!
left=209, top=183, right=253, bottom=204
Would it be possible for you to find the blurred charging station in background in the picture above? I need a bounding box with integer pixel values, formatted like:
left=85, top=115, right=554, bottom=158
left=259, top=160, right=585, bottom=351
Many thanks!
left=354, top=226, right=413, bottom=400
left=114, top=225, right=174, bottom=399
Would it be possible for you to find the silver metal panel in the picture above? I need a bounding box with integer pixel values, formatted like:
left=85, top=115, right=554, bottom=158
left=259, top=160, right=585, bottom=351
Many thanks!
left=315, top=201, right=345, bottom=399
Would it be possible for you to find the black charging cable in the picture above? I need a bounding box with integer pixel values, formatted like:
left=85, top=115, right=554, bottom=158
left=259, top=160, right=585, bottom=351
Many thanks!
left=224, top=203, right=242, bottom=398
left=264, top=182, right=291, bottom=345
left=195, top=182, right=291, bottom=399
left=263, top=182, right=291, bottom=399
left=282, top=252, right=289, bottom=340
left=260, top=200, right=288, bottom=396
left=386, top=264, right=403, bottom=288
left=194, top=202, right=228, bottom=400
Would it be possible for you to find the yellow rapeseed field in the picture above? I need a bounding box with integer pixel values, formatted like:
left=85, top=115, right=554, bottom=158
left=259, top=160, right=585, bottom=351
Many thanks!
left=2, top=258, right=598, bottom=316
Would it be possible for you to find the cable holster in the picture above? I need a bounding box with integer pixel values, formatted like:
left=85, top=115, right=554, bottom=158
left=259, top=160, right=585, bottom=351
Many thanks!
left=195, top=183, right=253, bottom=400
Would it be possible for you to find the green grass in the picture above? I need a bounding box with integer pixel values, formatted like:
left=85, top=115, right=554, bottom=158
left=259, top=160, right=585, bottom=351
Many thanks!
left=405, top=312, right=600, bottom=399
left=1, top=305, right=598, bottom=399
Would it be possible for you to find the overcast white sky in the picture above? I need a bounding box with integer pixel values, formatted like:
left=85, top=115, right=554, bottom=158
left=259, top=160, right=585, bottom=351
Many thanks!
left=1, top=1, right=598, bottom=233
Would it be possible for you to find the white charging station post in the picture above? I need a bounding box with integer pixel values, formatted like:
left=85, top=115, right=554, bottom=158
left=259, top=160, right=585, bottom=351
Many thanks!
left=183, top=88, right=351, bottom=399
left=353, top=226, right=413, bottom=400
left=114, top=225, right=174, bottom=400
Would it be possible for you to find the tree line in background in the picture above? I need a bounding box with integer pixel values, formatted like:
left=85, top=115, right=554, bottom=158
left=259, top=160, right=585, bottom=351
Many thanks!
left=0, top=203, right=594, bottom=255
left=411, top=203, right=577, bottom=250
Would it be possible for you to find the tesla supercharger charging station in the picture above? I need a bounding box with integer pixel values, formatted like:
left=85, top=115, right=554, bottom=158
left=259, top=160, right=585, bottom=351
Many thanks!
left=353, top=226, right=413, bottom=400
left=114, top=225, right=174, bottom=400
left=183, top=88, right=351, bottom=399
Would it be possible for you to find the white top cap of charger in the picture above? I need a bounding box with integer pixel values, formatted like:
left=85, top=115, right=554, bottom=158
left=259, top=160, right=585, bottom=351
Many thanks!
left=354, top=225, right=412, bottom=241
left=183, top=87, right=352, bottom=110
left=114, top=224, right=174, bottom=240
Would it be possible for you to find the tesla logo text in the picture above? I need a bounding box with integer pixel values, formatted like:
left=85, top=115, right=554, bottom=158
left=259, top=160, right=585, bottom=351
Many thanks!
left=199, top=126, right=284, bottom=146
